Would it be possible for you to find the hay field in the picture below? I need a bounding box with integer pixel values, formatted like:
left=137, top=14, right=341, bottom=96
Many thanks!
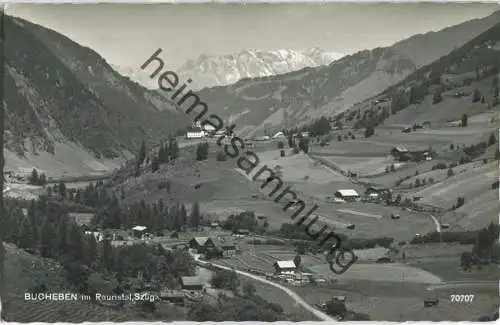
left=454, top=190, right=498, bottom=229
left=318, top=155, right=395, bottom=177
left=309, top=262, right=443, bottom=284
left=326, top=202, right=435, bottom=239
left=292, top=281, right=498, bottom=321
left=399, top=160, right=485, bottom=187
left=251, top=150, right=348, bottom=184
left=413, top=161, right=497, bottom=209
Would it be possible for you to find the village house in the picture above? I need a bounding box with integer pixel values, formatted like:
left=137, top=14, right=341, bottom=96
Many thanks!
left=84, top=231, right=104, bottom=242
left=219, top=241, right=237, bottom=257
left=232, top=229, right=250, bottom=236
left=209, top=222, right=220, bottom=229
left=332, top=296, right=347, bottom=303
left=69, top=212, right=95, bottom=226
left=185, top=121, right=206, bottom=139
left=409, top=150, right=432, bottom=162
left=189, top=236, right=237, bottom=257
left=185, top=129, right=205, bottom=139
left=273, top=260, right=296, bottom=275
left=180, top=276, right=205, bottom=291
left=202, top=124, right=216, bottom=136
left=334, top=189, right=360, bottom=202
left=256, top=213, right=268, bottom=227
left=158, top=290, right=185, bottom=305
left=188, top=236, right=215, bottom=253
left=391, top=146, right=411, bottom=161
left=365, top=187, right=392, bottom=201
left=132, top=225, right=147, bottom=238
left=272, top=131, right=285, bottom=139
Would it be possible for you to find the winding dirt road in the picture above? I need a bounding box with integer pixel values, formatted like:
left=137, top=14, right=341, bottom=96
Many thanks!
left=193, top=254, right=335, bottom=321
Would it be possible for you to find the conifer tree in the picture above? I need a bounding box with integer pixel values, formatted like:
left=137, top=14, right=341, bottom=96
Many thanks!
left=18, top=216, right=36, bottom=250
left=179, top=204, right=188, bottom=231
left=158, top=142, right=166, bottom=163
left=58, top=181, right=67, bottom=200
left=39, top=220, right=56, bottom=258
left=138, top=140, right=146, bottom=166
left=56, top=216, right=70, bottom=257
left=27, top=201, right=39, bottom=245
left=100, top=238, right=114, bottom=271
left=489, top=132, right=497, bottom=146
left=151, top=156, right=160, bottom=172
left=68, top=223, right=85, bottom=262
left=168, top=137, right=179, bottom=161
left=29, top=168, right=38, bottom=185
left=189, top=202, right=201, bottom=230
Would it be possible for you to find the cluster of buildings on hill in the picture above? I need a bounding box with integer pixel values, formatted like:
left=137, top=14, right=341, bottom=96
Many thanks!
left=185, top=121, right=220, bottom=139
left=184, top=121, right=300, bottom=141
left=332, top=187, right=392, bottom=203
left=188, top=236, right=238, bottom=258
left=390, top=145, right=433, bottom=162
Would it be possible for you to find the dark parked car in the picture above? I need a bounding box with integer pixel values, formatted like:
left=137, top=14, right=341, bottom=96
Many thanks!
left=424, top=298, right=439, bottom=307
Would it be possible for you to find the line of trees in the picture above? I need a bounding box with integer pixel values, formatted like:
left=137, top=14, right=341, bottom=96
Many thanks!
left=2, top=197, right=195, bottom=295
left=49, top=179, right=204, bottom=235
left=136, top=138, right=180, bottom=176
left=411, top=222, right=499, bottom=261
left=28, top=168, right=48, bottom=186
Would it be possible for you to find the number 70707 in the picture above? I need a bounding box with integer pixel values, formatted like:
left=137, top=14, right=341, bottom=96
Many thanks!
left=450, top=294, right=474, bottom=302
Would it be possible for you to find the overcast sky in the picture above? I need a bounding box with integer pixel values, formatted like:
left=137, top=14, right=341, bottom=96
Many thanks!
left=6, top=3, right=500, bottom=69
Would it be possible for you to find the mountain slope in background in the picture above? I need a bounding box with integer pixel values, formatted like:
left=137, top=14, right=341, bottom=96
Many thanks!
left=4, top=16, right=188, bottom=175
left=342, top=20, right=500, bottom=128
left=114, top=48, right=344, bottom=90
left=339, top=21, right=500, bottom=230
left=192, top=11, right=500, bottom=138
left=176, top=48, right=344, bottom=90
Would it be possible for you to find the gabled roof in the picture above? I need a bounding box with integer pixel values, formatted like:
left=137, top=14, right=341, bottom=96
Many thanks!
left=366, top=187, right=391, bottom=193
left=274, top=260, right=296, bottom=269
left=191, top=237, right=210, bottom=246
left=180, top=276, right=204, bottom=287
left=336, top=189, right=359, bottom=197
left=393, top=146, right=409, bottom=153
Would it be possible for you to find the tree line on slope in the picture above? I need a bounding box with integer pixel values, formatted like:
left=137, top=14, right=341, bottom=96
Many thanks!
left=2, top=195, right=298, bottom=321
left=409, top=222, right=500, bottom=268
left=2, top=197, right=195, bottom=297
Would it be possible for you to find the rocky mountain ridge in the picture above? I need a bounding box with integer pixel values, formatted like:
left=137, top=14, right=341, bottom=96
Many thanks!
left=114, top=48, right=344, bottom=90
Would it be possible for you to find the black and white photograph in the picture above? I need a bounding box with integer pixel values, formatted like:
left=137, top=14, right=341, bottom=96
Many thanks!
left=0, top=1, right=499, bottom=322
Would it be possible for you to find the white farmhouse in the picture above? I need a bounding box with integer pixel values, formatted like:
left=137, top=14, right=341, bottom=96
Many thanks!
left=334, top=189, right=360, bottom=202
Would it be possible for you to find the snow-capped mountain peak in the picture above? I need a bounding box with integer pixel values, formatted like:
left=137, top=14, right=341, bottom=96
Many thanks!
left=114, top=48, right=344, bottom=90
